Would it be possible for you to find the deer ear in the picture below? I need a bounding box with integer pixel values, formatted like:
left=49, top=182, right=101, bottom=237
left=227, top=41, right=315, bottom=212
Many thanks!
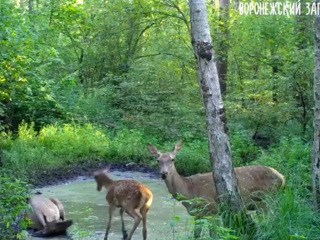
left=172, top=140, right=183, bottom=155
left=105, top=164, right=111, bottom=172
left=147, top=144, right=160, bottom=158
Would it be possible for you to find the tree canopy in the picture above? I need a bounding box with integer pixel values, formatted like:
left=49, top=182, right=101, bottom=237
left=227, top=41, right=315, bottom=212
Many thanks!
left=0, top=0, right=313, bottom=143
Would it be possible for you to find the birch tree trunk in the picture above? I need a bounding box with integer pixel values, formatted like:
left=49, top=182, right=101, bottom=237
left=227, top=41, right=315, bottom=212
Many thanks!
left=312, top=1, right=320, bottom=211
left=188, top=1, right=256, bottom=236
left=188, top=0, right=241, bottom=213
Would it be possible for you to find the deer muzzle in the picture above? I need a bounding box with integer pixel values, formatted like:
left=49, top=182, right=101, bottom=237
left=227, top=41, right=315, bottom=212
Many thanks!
left=161, top=172, right=168, bottom=180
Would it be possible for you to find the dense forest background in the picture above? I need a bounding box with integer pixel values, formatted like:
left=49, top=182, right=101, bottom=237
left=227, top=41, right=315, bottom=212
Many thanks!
left=0, top=0, right=318, bottom=239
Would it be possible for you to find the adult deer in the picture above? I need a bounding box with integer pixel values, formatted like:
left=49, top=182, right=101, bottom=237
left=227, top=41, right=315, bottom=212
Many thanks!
left=26, top=196, right=73, bottom=237
left=94, top=166, right=153, bottom=240
left=147, top=140, right=285, bottom=236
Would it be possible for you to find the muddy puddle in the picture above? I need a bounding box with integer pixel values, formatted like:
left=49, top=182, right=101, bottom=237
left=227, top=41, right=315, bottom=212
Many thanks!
left=26, top=171, right=193, bottom=240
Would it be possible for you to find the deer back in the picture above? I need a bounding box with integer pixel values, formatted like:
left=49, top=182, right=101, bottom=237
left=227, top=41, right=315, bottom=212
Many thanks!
left=183, top=165, right=284, bottom=200
left=107, top=180, right=153, bottom=209
left=235, top=165, right=285, bottom=194
left=26, top=196, right=61, bottom=230
left=49, top=197, right=66, bottom=220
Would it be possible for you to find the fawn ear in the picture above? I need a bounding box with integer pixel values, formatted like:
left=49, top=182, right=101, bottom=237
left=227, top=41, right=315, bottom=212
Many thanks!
left=147, top=144, right=160, bottom=158
left=105, top=164, right=111, bottom=172
left=172, top=140, right=182, bottom=156
left=93, top=165, right=111, bottom=177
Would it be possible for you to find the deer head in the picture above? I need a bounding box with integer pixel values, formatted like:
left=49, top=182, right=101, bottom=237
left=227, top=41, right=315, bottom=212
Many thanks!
left=93, top=165, right=112, bottom=191
left=147, top=140, right=182, bottom=180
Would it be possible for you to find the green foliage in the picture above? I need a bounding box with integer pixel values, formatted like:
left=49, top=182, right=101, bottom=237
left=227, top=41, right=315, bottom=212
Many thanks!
left=256, top=188, right=320, bottom=240
left=0, top=0, right=204, bottom=139
left=0, top=0, right=315, bottom=142
left=173, top=140, right=211, bottom=176
left=171, top=131, right=261, bottom=176
left=0, top=174, right=29, bottom=240
left=2, top=122, right=110, bottom=176
left=0, top=0, right=69, bottom=130
left=106, top=128, right=156, bottom=163
left=1, top=122, right=160, bottom=178
left=253, top=137, right=311, bottom=194
left=214, top=202, right=257, bottom=240
left=57, top=85, right=121, bottom=125
left=226, top=10, right=314, bottom=140
left=230, top=131, right=260, bottom=167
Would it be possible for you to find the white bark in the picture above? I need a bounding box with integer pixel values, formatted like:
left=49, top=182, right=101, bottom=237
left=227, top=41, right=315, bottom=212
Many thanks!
left=188, top=0, right=242, bottom=211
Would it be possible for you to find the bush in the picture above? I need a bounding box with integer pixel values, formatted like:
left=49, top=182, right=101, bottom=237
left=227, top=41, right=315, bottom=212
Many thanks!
left=106, top=128, right=151, bottom=163
left=174, top=139, right=211, bottom=176
left=0, top=174, right=29, bottom=240
left=1, top=122, right=160, bottom=178
left=1, top=122, right=111, bottom=176
left=230, top=131, right=261, bottom=167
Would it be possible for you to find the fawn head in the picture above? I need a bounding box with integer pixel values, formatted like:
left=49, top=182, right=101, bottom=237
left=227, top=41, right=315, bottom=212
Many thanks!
left=93, top=165, right=111, bottom=191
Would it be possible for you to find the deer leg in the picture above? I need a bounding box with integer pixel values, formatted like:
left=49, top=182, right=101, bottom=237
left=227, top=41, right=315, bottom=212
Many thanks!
left=141, top=206, right=150, bottom=240
left=120, top=208, right=128, bottom=239
left=125, top=208, right=142, bottom=240
left=34, top=210, right=47, bottom=229
left=104, top=205, right=115, bottom=240
left=127, top=216, right=141, bottom=240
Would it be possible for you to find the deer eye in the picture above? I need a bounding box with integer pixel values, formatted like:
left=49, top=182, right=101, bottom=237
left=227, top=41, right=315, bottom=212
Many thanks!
left=172, top=158, right=175, bottom=162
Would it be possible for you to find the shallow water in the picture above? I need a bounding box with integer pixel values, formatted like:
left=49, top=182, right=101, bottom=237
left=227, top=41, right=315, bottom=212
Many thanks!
left=26, top=171, right=193, bottom=240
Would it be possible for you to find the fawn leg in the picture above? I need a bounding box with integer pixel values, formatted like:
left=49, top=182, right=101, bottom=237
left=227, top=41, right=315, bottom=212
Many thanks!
left=124, top=208, right=142, bottom=240
left=141, top=206, right=150, bottom=240
left=120, top=208, right=128, bottom=239
left=104, top=205, right=115, bottom=240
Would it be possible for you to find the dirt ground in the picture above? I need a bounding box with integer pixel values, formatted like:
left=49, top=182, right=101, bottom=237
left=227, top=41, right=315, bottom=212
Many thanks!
left=29, top=159, right=159, bottom=188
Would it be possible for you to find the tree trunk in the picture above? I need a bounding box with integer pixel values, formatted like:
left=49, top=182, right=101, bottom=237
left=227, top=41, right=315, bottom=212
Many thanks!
left=312, top=1, right=320, bottom=211
left=216, top=0, right=229, bottom=96
left=188, top=0, right=255, bottom=235
left=188, top=0, right=241, bottom=213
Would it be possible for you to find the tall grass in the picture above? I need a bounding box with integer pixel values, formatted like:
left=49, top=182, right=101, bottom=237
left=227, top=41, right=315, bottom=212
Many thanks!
left=255, top=188, right=320, bottom=240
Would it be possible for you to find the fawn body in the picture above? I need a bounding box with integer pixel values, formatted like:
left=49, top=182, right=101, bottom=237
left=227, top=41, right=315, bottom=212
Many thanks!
left=94, top=167, right=153, bottom=240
